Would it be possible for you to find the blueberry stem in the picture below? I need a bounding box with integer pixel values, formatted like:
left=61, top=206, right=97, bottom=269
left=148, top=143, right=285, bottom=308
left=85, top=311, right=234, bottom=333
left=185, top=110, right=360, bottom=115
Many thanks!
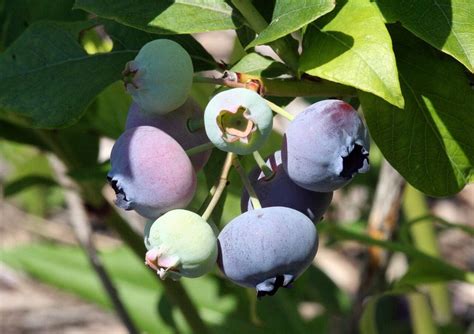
left=265, top=99, right=295, bottom=121
left=185, top=142, right=214, bottom=156
left=252, top=151, right=274, bottom=179
left=201, top=152, right=235, bottom=221
left=187, top=117, right=205, bottom=132
left=232, top=156, right=262, bottom=209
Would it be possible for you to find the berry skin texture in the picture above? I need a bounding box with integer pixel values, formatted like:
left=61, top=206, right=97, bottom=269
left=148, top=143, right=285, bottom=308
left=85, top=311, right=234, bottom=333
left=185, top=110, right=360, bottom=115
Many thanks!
left=282, top=100, right=370, bottom=192
left=123, top=39, right=193, bottom=115
left=204, top=88, right=273, bottom=155
left=107, top=126, right=196, bottom=220
left=144, top=209, right=218, bottom=280
left=217, top=207, right=318, bottom=297
left=126, top=99, right=211, bottom=171
left=241, top=151, right=333, bottom=221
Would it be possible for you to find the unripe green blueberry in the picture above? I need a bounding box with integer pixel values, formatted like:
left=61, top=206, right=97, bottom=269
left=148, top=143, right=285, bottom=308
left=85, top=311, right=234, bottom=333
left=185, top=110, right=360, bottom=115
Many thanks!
left=204, top=88, right=273, bottom=155
left=144, top=209, right=218, bottom=280
left=123, top=39, right=193, bottom=115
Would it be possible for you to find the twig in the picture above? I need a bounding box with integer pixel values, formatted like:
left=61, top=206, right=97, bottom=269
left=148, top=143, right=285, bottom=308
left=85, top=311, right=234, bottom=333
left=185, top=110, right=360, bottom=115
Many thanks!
left=48, top=155, right=139, bottom=334
left=194, top=72, right=356, bottom=98
left=201, top=152, right=235, bottom=221
left=349, top=159, right=405, bottom=333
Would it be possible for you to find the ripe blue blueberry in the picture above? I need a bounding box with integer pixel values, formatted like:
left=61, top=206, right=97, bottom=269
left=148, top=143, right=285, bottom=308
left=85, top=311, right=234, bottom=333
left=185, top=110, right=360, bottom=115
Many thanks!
left=204, top=88, right=273, bottom=155
left=107, top=126, right=196, bottom=219
left=217, top=207, right=318, bottom=297
left=123, top=39, right=193, bottom=115
left=126, top=99, right=211, bottom=171
left=144, top=209, right=218, bottom=280
left=241, top=151, right=333, bottom=221
left=282, top=100, right=370, bottom=192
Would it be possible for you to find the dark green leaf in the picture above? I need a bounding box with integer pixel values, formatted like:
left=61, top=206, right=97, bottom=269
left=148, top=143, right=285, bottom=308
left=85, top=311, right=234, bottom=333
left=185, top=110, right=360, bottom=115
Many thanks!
left=4, top=175, right=58, bottom=197
left=359, top=27, right=474, bottom=196
left=247, top=0, right=335, bottom=47
left=84, top=81, right=129, bottom=139
left=375, top=0, right=474, bottom=72
left=0, top=0, right=85, bottom=50
left=0, top=21, right=134, bottom=128
left=300, top=0, right=404, bottom=108
left=0, top=120, right=50, bottom=150
left=74, top=0, right=244, bottom=34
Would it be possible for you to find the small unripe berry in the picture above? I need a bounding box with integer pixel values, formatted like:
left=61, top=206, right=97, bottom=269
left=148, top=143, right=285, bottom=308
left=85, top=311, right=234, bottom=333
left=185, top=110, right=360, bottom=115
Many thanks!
left=123, top=39, right=193, bottom=115
left=204, top=88, right=273, bottom=155
left=145, top=209, right=218, bottom=280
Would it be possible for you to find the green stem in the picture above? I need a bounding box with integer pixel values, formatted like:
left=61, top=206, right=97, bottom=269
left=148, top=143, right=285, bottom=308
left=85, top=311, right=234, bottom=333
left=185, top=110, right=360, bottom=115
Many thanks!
left=201, top=152, right=235, bottom=221
left=187, top=117, right=205, bottom=132
left=402, top=185, right=452, bottom=324
left=407, top=293, right=439, bottom=334
left=260, top=77, right=355, bottom=97
left=232, top=156, right=262, bottom=209
left=252, top=151, right=274, bottom=179
left=230, top=0, right=299, bottom=71
left=185, top=142, right=214, bottom=156
left=193, top=73, right=355, bottom=98
left=265, top=98, right=294, bottom=121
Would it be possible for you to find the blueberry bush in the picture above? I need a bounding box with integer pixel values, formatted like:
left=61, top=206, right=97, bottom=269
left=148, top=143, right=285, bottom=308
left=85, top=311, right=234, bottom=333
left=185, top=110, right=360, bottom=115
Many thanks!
left=1, top=0, right=473, bottom=333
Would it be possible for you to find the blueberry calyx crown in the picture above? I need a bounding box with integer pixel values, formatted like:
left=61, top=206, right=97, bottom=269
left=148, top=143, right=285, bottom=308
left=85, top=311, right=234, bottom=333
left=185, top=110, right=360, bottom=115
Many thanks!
left=122, top=61, right=140, bottom=90
left=256, top=274, right=294, bottom=298
left=216, top=106, right=256, bottom=144
left=107, top=176, right=131, bottom=210
left=340, top=143, right=369, bottom=179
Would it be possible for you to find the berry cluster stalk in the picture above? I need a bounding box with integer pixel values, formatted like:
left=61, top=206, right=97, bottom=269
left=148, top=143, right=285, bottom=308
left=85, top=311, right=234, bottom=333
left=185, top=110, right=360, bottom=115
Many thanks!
left=201, top=152, right=235, bottom=221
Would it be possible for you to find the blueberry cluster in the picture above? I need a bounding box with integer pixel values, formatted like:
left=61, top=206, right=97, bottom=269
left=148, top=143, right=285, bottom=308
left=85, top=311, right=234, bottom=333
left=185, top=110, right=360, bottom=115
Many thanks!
left=107, top=40, right=370, bottom=296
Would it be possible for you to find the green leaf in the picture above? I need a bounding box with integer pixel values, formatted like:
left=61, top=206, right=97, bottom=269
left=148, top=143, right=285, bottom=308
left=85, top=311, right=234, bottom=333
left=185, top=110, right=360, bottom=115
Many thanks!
left=300, top=0, right=404, bottom=108
left=359, top=27, right=474, bottom=197
left=376, top=0, right=474, bottom=73
left=396, top=260, right=465, bottom=287
left=4, top=175, right=58, bottom=197
left=247, top=0, right=336, bottom=48
left=0, top=21, right=134, bottom=128
left=231, top=52, right=289, bottom=77
left=74, top=0, right=244, bottom=35
left=102, top=19, right=217, bottom=71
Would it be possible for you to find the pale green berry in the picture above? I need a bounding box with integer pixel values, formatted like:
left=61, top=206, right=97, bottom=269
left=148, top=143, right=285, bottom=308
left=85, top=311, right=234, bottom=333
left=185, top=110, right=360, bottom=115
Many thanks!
left=123, top=39, right=193, bottom=115
left=144, top=209, right=217, bottom=280
left=204, top=88, right=273, bottom=155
